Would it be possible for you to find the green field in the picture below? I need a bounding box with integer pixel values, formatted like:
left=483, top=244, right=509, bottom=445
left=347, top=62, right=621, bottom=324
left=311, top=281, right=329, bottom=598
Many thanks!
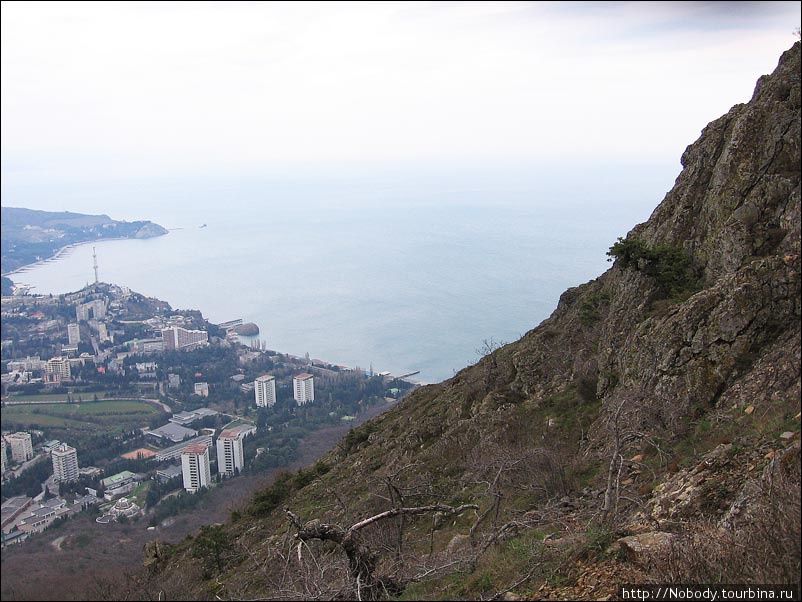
left=0, top=399, right=163, bottom=434
left=1, top=390, right=118, bottom=402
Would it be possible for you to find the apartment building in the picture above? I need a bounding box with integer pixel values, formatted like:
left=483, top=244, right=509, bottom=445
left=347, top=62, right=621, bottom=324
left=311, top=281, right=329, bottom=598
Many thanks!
left=216, top=428, right=246, bottom=477
left=67, top=323, right=81, bottom=345
left=293, top=373, right=315, bottom=405
left=52, top=443, right=79, bottom=483
left=181, top=443, right=211, bottom=493
left=254, top=374, right=276, bottom=408
left=4, top=432, right=33, bottom=463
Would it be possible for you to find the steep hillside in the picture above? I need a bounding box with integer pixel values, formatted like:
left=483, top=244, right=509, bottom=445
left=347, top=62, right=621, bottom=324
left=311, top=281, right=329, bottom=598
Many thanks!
left=145, top=43, right=801, bottom=601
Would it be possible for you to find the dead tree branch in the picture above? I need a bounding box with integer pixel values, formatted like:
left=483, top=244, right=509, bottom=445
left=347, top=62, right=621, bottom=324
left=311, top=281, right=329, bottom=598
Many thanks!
left=286, top=502, right=478, bottom=599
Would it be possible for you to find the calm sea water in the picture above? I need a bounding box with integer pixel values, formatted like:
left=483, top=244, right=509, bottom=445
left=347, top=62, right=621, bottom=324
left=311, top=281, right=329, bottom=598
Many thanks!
left=6, top=164, right=677, bottom=382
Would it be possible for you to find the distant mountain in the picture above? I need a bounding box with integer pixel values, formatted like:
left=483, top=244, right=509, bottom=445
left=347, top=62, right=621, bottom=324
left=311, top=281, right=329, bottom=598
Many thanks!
left=0, top=207, right=168, bottom=275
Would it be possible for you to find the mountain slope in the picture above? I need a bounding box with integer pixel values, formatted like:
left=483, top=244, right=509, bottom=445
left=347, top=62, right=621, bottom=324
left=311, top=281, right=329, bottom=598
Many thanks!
left=1, top=207, right=168, bottom=274
left=146, top=43, right=800, bottom=601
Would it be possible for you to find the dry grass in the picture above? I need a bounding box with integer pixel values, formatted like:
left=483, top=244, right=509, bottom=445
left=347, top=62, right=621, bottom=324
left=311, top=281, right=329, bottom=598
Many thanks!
left=650, top=446, right=801, bottom=587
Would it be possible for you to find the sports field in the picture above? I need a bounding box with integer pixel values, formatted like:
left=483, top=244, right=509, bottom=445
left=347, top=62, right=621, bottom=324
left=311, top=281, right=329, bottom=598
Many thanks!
left=0, top=399, right=163, bottom=434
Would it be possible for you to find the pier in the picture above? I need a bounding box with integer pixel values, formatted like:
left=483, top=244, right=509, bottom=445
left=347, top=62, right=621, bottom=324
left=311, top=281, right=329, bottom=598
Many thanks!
left=217, top=318, right=243, bottom=330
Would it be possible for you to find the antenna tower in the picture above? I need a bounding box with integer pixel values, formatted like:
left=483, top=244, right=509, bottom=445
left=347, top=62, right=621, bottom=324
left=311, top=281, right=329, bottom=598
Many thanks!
left=93, top=247, right=99, bottom=284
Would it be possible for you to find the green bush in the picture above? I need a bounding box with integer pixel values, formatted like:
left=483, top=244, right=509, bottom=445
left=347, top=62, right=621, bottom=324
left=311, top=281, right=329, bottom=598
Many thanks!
left=607, top=237, right=699, bottom=298
left=579, top=291, right=611, bottom=326
left=249, top=473, right=292, bottom=517
left=191, top=524, right=232, bottom=577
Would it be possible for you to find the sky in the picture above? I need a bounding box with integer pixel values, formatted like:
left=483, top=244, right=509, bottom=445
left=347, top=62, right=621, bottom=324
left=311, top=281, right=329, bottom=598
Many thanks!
left=1, top=1, right=800, bottom=187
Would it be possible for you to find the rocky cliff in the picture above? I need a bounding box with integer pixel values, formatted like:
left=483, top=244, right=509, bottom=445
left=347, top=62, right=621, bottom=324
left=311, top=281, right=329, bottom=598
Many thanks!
left=145, top=43, right=800, bottom=601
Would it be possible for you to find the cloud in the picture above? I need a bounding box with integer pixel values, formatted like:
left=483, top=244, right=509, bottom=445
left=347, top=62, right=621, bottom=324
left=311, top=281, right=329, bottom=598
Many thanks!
left=1, top=1, right=799, bottom=179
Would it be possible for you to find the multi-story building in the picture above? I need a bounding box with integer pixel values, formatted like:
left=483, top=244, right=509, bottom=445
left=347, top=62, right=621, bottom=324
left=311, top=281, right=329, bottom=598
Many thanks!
left=181, top=443, right=211, bottom=493
left=51, top=443, right=79, bottom=483
left=5, top=432, right=33, bottom=463
left=194, top=382, right=209, bottom=397
left=135, top=362, right=158, bottom=378
left=76, top=299, right=106, bottom=321
left=61, top=345, right=79, bottom=357
left=155, top=434, right=212, bottom=462
left=293, top=373, right=315, bottom=405
left=167, top=373, right=181, bottom=389
left=67, top=323, right=81, bottom=345
left=1, top=438, right=7, bottom=475
left=216, top=428, right=247, bottom=477
left=45, top=356, right=71, bottom=381
left=162, top=326, right=209, bottom=351
left=100, top=470, right=139, bottom=499
left=254, top=374, right=276, bottom=408
left=7, top=356, right=45, bottom=372
left=16, top=497, right=70, bottom=535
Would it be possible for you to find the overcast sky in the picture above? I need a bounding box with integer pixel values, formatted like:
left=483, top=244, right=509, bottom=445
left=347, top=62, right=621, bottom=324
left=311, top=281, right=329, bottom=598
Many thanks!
left=1, top=1, right=800, bottom=183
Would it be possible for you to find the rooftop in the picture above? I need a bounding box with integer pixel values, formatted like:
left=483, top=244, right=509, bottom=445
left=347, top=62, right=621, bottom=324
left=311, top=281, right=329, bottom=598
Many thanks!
left=146, top=422, right=197, bottom=442
left=218, top=426, right=253, bottom=439
left=156, top=464, right=183, bottom=478
left=183, top=443, right=209, bottom=455
left=101, top=470, right=137, bottom=488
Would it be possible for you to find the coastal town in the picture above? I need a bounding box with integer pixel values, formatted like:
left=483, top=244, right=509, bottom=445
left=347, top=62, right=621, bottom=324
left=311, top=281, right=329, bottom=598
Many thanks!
left=1, top=280, right=418, bottom=546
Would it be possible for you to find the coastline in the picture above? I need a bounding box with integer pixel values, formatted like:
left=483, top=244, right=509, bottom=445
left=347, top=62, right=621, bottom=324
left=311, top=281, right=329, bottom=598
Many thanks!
left=3, top=233, right=168, bottom=279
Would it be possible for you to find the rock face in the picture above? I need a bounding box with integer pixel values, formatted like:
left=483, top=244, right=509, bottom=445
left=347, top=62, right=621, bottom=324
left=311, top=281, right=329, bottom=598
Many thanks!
left=150, top=43, right=801, bottom=600
left=231, top=322, right=259, bottom=336
left=617, top=532, right=677, bottom=569
left=134, top=222, right=169, bottom=238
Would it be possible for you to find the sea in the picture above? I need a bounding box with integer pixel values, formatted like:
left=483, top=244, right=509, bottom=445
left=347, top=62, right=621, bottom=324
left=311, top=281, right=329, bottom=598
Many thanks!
left=5, top=162, right=678, bottom=383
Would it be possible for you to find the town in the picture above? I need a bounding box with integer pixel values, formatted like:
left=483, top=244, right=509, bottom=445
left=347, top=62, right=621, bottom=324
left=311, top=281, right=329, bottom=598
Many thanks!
left=0, top=281, right=418, bottom=546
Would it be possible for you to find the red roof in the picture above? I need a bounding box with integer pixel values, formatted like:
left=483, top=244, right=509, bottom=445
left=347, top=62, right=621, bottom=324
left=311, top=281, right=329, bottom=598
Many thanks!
left=182, top=443, right=208, bottom=455
left=294, top=373, right=313, bottom=380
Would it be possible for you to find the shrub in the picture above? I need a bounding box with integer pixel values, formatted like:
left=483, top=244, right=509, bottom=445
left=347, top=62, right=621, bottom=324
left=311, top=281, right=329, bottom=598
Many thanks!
left=579, top=291, right=611, bottom=326
left=607, top=237, right=699, bottom=299
left=191, top=524, right=232, bottom=578
left=249, top=473, right=292, bottom=517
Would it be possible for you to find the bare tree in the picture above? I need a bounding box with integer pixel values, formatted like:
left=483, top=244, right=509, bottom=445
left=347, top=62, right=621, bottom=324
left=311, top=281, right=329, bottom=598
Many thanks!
left=594, top=395, right=671, bottom=526
left=285, top=502, right=478, bottom=600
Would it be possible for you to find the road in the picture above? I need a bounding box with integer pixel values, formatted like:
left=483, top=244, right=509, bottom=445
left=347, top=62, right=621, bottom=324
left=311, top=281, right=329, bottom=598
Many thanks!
left=10, top=451, right=47, bottom=478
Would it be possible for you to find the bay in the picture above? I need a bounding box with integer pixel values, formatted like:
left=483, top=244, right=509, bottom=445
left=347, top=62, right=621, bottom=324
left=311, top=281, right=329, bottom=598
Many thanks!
left=6, top=164, right=677, bottom=383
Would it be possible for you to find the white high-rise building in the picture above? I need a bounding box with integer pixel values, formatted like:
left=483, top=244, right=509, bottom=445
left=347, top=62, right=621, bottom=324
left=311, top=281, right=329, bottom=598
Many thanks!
left=181, top=443, right=211, bottom=493
left=216, top=428, right=246, bottom=477
left=52, top=443, right=79, bottom=483
left=67, top=323, right=81, bottom=345
left=293, top=373, right=315, bottom=405
left=5, top=432, right=33, bottom=463
left=254, top=375, right=276, bottom=408
left=1, top=438, right=7, bottom=475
